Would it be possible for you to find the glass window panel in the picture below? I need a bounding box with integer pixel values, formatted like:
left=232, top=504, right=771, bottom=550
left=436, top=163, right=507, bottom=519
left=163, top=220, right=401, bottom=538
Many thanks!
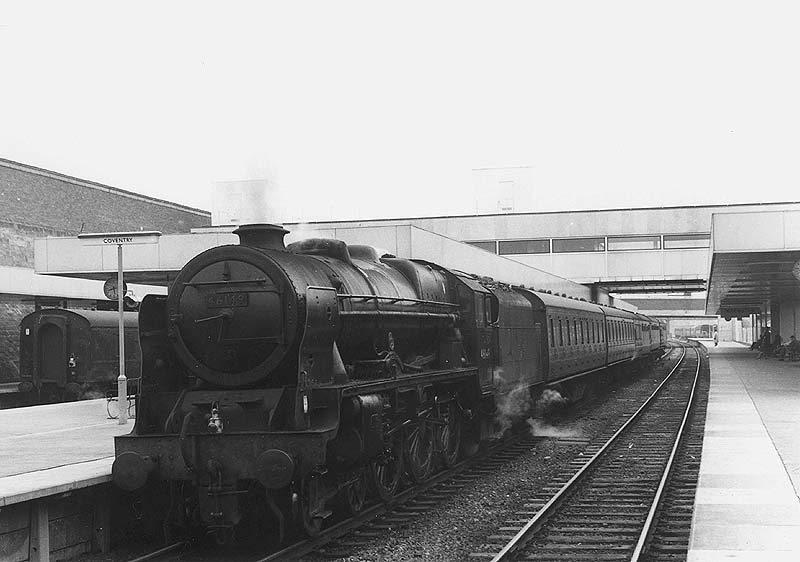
left=607, top=235, right=661, bottom=251
left=558, top=320, right=563, bottom=346
left=498, top=239, right=550, bottom=255
left=552, top=237, right=605, bottom=253
left=466, top=241, right=497, bottom=253
left=663, top=233, right=711, bottom=249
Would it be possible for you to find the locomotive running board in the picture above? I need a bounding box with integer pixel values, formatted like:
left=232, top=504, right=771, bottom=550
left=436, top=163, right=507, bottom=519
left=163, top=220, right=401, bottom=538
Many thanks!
left=340, top=367, right=479, bottom=396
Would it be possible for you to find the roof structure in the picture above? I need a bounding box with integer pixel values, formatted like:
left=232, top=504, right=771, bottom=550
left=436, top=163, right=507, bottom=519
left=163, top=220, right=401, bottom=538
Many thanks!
left=706, top=210, right=800, bottom=318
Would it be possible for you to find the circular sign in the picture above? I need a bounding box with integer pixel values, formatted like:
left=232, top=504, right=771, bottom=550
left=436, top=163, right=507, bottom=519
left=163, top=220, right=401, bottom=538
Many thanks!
left=103, top=278, right=128, bottom=300
left=793, top=260, right=800, bottom=282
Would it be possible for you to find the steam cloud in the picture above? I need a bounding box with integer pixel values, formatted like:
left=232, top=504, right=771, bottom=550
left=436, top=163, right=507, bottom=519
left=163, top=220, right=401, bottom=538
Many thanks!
left=492, top=367, right=533, bottom=436
left=526, top=417, right=584, bottom=439
left=535, top=388, right=568, bottom=413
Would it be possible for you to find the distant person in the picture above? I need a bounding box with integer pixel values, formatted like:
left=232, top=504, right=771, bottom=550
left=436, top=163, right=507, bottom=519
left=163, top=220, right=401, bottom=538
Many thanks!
left=756, top=327, right=772, bottom=359
left=713, top=332, right=718, bottom=346
left=777, top=335, right=800, bottom=360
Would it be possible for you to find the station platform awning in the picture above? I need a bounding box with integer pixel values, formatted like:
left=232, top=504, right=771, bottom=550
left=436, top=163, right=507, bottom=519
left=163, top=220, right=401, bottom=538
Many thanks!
left=0, top=266, right=165, bottom=305
left=706, top=210, right=800, bottom=318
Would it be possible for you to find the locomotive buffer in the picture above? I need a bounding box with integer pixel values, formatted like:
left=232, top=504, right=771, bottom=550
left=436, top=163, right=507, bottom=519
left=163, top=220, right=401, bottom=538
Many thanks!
left=78, top=231, right=161, bottom=424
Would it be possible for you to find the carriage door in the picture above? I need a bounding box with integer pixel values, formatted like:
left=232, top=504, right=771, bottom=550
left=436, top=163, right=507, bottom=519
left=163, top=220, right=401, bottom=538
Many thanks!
left=533, top=323, right=544, bottom=379
left=477, top=293, right=495, bottom=388
left=37, top=319, right=67, bottom=386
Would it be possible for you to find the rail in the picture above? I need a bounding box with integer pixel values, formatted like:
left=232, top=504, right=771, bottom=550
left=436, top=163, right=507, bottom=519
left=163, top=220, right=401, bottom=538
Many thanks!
left=488, top=343, right=698, bottom=561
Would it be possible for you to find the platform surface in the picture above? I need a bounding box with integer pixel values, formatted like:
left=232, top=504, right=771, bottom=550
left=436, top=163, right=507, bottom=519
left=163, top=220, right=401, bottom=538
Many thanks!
left=0, top=398, right=131, bottom=477
left=0, top=398, right=131, bottom=505
left=688, top=341, right=800, bottom=560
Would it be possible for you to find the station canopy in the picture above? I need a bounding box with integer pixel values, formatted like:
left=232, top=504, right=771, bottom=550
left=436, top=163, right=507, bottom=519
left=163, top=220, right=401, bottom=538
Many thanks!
left=706, top=210, right=800, bottom=319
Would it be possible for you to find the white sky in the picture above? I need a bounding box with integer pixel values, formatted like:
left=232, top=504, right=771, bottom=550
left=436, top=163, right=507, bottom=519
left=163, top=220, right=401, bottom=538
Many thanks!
left=1, top=1, right=799, bottom=222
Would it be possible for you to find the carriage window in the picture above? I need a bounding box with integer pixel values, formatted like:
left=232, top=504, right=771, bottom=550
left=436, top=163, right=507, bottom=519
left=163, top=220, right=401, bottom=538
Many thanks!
left=549, top=319, right=555, bottom=347
left=558, top=320, right=563, bottom=346
left=485, top=295, right=498, bottom=324
left=580, top=321, right=585, bottom=344
left=566, top=320, right=571, bottom=345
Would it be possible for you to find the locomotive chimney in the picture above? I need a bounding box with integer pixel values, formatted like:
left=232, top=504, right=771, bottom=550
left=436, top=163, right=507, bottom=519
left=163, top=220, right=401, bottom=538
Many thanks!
left=233, top=224, right=288, bottom=251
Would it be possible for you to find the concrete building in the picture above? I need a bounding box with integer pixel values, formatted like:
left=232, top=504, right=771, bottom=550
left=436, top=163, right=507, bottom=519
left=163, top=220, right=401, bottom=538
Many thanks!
left=269, top=202, right=800, bottom=296
left=706, top=209, right=800, bottom=344
left=0, top=158, right=211, bottom=381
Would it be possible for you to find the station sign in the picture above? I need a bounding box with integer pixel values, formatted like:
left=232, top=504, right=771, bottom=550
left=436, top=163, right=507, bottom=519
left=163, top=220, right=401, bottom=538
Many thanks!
left=78, top=231, right=162, bottom=246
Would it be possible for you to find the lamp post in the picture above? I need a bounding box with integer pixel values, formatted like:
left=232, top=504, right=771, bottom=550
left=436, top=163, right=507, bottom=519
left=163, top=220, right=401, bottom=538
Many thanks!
left=79, top=231, right=161, bottom=424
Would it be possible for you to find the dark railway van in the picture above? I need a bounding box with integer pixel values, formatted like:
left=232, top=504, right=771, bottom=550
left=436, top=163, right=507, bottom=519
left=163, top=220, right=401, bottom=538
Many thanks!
left=19, top=308, right=140, bottom=402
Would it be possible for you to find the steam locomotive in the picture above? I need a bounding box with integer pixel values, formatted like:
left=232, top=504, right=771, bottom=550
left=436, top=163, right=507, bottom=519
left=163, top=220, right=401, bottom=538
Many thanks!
left=112, top=224, right=665, bottom=542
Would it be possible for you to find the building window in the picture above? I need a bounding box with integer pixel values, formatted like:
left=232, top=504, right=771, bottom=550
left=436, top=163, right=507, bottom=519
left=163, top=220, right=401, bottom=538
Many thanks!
left=607, top=235, right=661, bottom=251
left=663, top=233, right=711, bottom=249
left=498, top=239, right=550, bottom=255
left=466, top=241, right=497, bottom=253
left=552, top=237, right=605, bottom=253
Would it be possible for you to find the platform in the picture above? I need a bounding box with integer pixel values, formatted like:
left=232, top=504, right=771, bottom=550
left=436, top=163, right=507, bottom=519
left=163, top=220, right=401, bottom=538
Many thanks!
left=688, top=341, right=800, bottom=560
left=0, top=398, right=130, bottom=506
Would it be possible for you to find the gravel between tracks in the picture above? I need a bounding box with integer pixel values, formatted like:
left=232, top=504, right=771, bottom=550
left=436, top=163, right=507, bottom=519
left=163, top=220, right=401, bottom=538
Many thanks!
left=299, top=358, right=679, bottom=562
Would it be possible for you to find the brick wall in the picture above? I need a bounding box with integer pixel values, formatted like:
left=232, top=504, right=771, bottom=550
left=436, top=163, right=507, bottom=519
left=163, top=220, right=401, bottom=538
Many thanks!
left=0, top=222, right=67, bottom=268
left=0, top=161, right=210, bottom=237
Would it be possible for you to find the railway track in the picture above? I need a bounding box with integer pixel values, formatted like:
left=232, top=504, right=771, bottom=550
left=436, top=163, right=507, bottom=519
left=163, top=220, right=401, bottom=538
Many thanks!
left=120, top=434, right=541, bottom=562
left=471, top=342, right=703, bottom=561
left=120, top=347, right=692, bottom=562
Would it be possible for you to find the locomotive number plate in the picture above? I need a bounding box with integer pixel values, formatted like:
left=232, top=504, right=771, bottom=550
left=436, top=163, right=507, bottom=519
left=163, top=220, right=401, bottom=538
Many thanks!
left=206, top=292, right=249, bottom=308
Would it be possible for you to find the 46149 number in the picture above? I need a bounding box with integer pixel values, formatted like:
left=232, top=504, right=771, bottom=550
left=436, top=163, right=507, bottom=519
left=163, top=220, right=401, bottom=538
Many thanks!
left=206, top=293, right=249, bottom=308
